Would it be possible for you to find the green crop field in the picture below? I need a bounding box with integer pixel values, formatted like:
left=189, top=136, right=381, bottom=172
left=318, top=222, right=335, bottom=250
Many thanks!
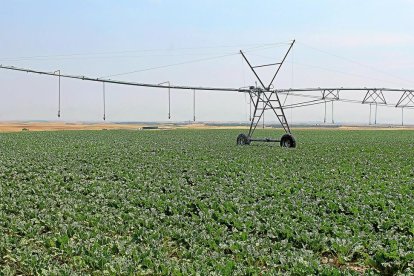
left=0, top=129, right=413, bottom=275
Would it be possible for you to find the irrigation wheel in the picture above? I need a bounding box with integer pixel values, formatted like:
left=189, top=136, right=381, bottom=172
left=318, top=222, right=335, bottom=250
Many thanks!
left=280, top=134, right=296, bottom=148
left=236, top=134, right=250, bottom=146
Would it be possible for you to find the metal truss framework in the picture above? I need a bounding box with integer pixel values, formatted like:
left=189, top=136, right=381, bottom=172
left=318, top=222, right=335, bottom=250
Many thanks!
left=1, top=42, right=414, bottom=146
left=362, top=89, right=387, bottom=105
left=396, top=91, right=414, bottom=108
left=276, top=87, right=412, bottom=107
left=395, top=91, right=414, bottom=126
left=322, top=89, right=340, bottom=100
left=362, top=89, right=387, bottom=125
left=247, top=88, right=290, bottom=135
left=276, top=87, right=414, bottom=126
left=321, top=89, right=340, bottom=123
left=239, top=40, right=295, bottom=143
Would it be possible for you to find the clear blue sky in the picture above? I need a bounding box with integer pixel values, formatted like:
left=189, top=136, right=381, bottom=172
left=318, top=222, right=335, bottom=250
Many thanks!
left=0, top=0, right=413, bottom=124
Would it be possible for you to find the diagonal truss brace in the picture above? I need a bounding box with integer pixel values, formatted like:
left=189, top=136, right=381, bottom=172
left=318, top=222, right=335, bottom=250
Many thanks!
left=247, top=88, right=290, bottom=136
left=362, top=89, right=387, bottom=104
left=322, top=89, right=340, bottom=100
left=396, top=90, right=414, bottom=108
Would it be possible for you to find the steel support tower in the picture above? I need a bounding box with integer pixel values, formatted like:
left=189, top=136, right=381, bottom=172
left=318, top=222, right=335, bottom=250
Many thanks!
left=236, top=40, right=296, bottom=147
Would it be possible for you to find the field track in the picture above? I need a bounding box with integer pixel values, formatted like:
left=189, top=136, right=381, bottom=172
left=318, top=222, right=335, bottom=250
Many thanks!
left=0, top=121, right=413, bottom=132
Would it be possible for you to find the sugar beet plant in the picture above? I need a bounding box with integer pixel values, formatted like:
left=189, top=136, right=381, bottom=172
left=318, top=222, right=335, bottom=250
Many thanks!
left=0, top=129, right=413, bottom=274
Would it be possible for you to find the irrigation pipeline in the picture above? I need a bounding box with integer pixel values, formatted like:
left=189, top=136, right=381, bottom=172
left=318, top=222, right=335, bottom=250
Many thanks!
left=0, top=64, right=412, bottom=109
left=276, top=88, right=412, bottom=93
left=277, top=91, right=414, bottom=110
left=0, top=64, right=248, bottom=93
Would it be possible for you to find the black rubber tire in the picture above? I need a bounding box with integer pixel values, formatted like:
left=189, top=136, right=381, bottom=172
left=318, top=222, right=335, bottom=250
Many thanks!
left=236, top=133, right=250, bottom=146
left=280, top=134, right=296, bottom=148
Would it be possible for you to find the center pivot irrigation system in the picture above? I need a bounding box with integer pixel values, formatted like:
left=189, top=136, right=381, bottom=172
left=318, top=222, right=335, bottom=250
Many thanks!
left=1, top=40, right=413, bottom=148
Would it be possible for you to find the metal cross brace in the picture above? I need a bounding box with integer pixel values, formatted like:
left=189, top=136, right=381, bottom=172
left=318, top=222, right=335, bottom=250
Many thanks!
left=362, top=89, right=387, bottom=104
left=322, top=89, right=340, bottom=100
left=396, top=90, right=414, bottom=107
